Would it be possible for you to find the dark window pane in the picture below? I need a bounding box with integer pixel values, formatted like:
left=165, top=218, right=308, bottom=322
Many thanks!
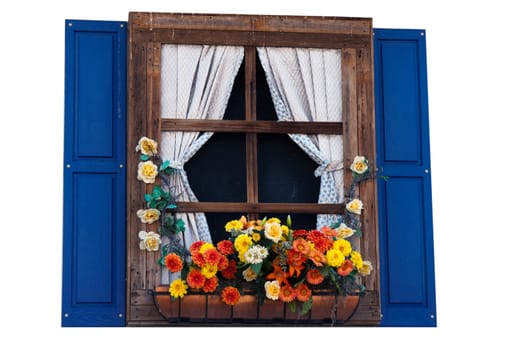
left=223, top=60, right=245, bottom=120
left=258, top=133, right=319, bottom=203
left=185, top=133, right=246, bottom=202
left=256, top=55, right=278, bottom=121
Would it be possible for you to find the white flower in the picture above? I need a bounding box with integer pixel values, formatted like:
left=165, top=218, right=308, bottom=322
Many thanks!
left=138, top=231, right=161, bottom=251
left=350, top=156, right=368, bottom=174
left=136, top=208, right=161, bottom=224
left=135, top=136, right=158, bottom=156
left=336, top=222, right=355, bottom=239
left=346, top=199, right=363, bottom=215
left=243, top=245, right=269, bottom=264
left=137, top=160, right=158, bottom=184
left=264, top=280, right=280, bottom=300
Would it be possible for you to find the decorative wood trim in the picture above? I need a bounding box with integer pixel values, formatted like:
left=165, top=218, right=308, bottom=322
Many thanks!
left=161, top=119, right=343, bottom=134
left=245, top=47, right=258, bottom=215
left=174, top=202, right=344, bottom=214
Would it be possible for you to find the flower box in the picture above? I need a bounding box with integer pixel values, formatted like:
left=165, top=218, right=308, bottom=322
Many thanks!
left=151, top=286, right=360, bottom=325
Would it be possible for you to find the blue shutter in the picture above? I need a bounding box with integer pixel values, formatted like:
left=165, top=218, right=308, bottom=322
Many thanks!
left=374, top=29, right=437, bottom=326
left=62, top=20, right=127, bottom=326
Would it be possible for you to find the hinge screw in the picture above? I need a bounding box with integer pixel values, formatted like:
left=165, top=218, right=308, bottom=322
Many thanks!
left=64, top=313, right=69, bottom=318
left=66, top=164, right=71, bottom=168
left=119, top=164, right=124, bottom=168
left=118, top=313, right=123, bottom=318
left=424, top=169, right=429, bottom=173
left=68, top=23, right=72, bottom=27
left=430, top=314, right=435, bottom=319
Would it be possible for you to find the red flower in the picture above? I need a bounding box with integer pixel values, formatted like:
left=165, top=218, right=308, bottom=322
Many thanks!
left=191, top=251, right=205, bottom=267
left=295, top=283, right=312, bottom=302
left=186, top=269, right=206, bottom=289
left=164, top=253, right=183, bottom=273
left=217, top=240, right=234, bottom=255
left=221, top=286, right=241, bottom=306
left=337, top=259, right=354, bottom=277
left=202, top=276, right=219, bottom=293
left=189, top=241, right=205, bottom=254
left=306, top=269, right=324, bottom=285
left=279, top=284, right=296, bottom=303
left=217, top=254, right=229, bottom=271
left=220, top=259, right=237, bottom=280
left=292, top=229, right=308, bottom=238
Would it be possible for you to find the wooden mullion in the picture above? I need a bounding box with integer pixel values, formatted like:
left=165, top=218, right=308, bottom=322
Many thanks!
left=175, top=202, right=344, bottom=214
left=161, top=119, right=342, bottom=134
left=245, top=47, right=258, bottom=221
left=342, top=48, right=358, bottom=200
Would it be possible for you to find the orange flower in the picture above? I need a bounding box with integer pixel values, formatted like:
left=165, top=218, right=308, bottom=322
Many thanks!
left=217, top=254, right=229, bottom=271
left=308, top=249, right=327, bottom=267
left=186, top=269, right=205, bottom=289
left=279, top=284, right=296, bottom=303
left=292, top=238, right=310, bottom=256
left=203, top=248, right=222, bottom=265
left=202, top=276, right=219, bottom=293
left=292, top=229, right=308, bottom=238
left=191, top=251, right=205, bottom=267
left=164, top=253, right=183, bottom=273
left=337, top=259, right=354, bottom=277
left=307, top=230, right=333, bottom=253
left=217, top=240, right=234, bottom=255
left=306, top=269, right=324, bottom=285
left=221, top=286, right=241, bottom=306
left=295, top=283, right=312, bottom=302
left=266, top=263, right=289, bottom=285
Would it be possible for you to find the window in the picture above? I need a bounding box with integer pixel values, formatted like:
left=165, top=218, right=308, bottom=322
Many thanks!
left=127, top=12, right=379, bottom=325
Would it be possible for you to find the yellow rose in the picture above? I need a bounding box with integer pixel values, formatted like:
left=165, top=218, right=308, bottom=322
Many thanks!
left=264, top=221, right=283, bottom=243
left=350, top=156, right=368, bottom=174
left=137, top=161, right=158, bottom=184
left=136, top=208, right=160, bottom=224
left=346, top=199, right=363, bottom=215
left=138, top=231, right=161, bottom=251
left=136, top=136, right=158, bottom=156
left=359, top=260, right=373, bottom=276
left=336, top=223, right=355, bottom=239
left=264, top=280, right=281, bottom=300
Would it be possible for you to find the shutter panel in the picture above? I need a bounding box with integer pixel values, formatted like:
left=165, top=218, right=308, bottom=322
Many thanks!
left=374, top=29, right=437, bottom=326
left=62, top=20, right=127, bottom=326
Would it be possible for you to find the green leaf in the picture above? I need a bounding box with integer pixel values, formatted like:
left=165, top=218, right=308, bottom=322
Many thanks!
left=286, top=215, right=292, bottom=228
left=300, top=298, right=313, bottom=315
left=140, top=154, right=150, bottom=161
left=152, top=185, right=162, bottom=200
left=144, top=193, right=152, bottom=203
left=166, top=204, right=177, bottom=209
left=289, top=301, right=296, bottom=313
left=319, top=265, right=330, bottom=276
left=160, top=160, right=170, bottom=171
left=164, top=167, right=174, bottom=175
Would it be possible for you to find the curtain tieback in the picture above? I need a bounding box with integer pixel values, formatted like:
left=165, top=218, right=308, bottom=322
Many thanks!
left=314, top=160, right=344, bottom=177
left=170, top=160, right=185, bottom=171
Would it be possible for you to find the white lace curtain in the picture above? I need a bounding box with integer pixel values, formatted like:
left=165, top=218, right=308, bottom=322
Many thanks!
left=160, top=44, right=244, bottom=247
left=257, top=47, right=344, bottom=228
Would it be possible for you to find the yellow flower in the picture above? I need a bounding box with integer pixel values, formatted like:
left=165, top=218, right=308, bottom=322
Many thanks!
left=281, top=225, right=289, bottom=236
left=264, top=280, right=281, bottom=300
left=346, top=199, right=363, bottom=215
left=350, top=155, right=368, bottom=174
left=351, top=251, right=364, bottom=270
left=267, top=217, right=281, bottom=224
left=225, top=219, right=244, bottom=232
left=136, top=136, right=158, bottom=156
left=200, top=263, right=218, bottom=278
left=326, top=248, right=345, bottom=267
left=234, top=234, right=253, bottom=253
left=252, top=233, right=261, bottom=242
left=137, top=160, right=158, bottom=184
left=138, top=231, right=161, bottom=251
left=264, top=221, right=283, bottom=243
left=199, top=242, right=214, bottom=254
left=136, top=208, right=160, bottom=224
left=169, top=279, right=188, bottom=298
left=333, top=239, right=352, bottom=257
left=359, top=260, right=373, bottom=276
left=336, top=223, right=355, bottom=239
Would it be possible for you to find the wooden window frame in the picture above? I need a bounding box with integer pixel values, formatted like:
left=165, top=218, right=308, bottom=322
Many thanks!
left=127, top=12, right=379, bottom=325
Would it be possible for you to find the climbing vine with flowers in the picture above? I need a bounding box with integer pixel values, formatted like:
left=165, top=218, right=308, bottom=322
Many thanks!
left=135, top=136, right=374, bottom=316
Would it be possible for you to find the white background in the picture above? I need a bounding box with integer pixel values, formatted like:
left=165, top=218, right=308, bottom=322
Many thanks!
left=2, top=0, right=524, bottom=349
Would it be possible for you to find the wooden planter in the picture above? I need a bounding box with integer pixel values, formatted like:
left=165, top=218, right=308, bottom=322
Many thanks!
left=150, top=285, right=360, bottom=325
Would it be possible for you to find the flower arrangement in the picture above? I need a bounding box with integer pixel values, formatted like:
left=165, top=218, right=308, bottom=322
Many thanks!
left=135, top=136, right=373, bottom=316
